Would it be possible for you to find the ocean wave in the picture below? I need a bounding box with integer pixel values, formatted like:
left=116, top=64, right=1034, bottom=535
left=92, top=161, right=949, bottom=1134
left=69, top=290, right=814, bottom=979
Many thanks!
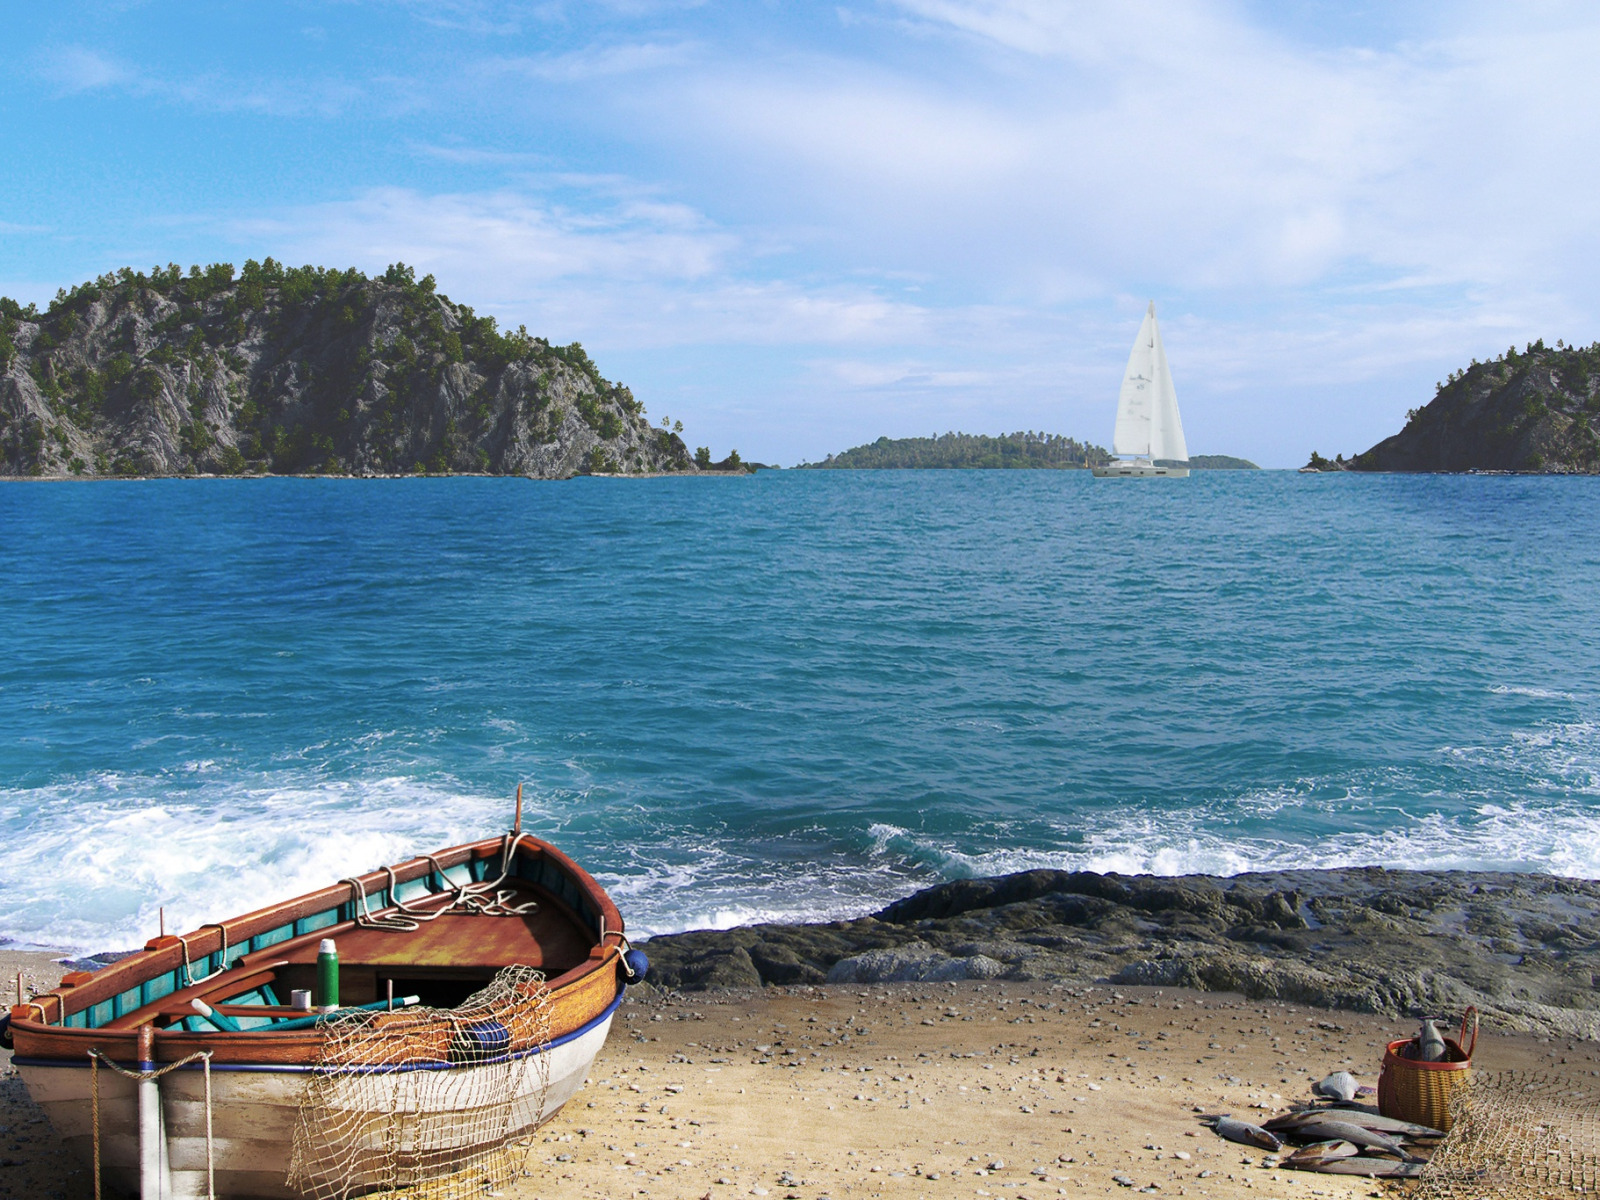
left=0, top=772, right=533, bottom=952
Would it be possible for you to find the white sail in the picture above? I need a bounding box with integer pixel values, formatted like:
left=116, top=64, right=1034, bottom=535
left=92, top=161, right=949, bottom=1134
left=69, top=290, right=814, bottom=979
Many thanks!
left=1147, top=310, right=1187, bottom=462
left=1111, top=306, right=1157, bottom=457
left=1111, top=302, right=1187, bottom=462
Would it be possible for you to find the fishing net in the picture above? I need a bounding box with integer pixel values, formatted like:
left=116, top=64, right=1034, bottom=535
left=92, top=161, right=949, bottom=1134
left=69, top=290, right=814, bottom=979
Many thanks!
left=287, top=965, right=553, bottom=1200
left=1412, top=1071, right=1600, bottom=1200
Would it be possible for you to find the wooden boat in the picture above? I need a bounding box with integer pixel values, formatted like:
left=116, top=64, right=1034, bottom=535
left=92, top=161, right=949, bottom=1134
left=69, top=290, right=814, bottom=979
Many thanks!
left=4, top=830, right=642, bottom=1199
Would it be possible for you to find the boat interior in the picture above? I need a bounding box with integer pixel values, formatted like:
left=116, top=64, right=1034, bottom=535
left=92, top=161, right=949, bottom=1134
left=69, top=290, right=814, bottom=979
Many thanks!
left=107, top=881, right=596, bottom=1033
left=31, top=840, right=615, bottom=1036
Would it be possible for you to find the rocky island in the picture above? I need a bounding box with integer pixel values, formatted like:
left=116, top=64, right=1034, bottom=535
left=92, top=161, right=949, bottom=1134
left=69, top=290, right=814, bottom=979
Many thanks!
left=0, top=261, right=706, bottom=479
left=640, top=865, right=1600, bottom=1039
left=1343, top=339, right=1600, bottom=473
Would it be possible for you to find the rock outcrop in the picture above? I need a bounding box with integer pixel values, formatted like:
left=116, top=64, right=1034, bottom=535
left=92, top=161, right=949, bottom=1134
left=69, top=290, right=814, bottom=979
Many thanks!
left=640, top=866, right=1600, bottom=1038
left=1352, top=340, right=1600, bottom=473
left=0, top=261, right=695, bottom=479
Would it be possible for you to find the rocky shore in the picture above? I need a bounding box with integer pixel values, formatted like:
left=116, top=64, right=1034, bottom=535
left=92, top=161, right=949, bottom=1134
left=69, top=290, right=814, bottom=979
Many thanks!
left=640, top=866, right=1600, bottom=1039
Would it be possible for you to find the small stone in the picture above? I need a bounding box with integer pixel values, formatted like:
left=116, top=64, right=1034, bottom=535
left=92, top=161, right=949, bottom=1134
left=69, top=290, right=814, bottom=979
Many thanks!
left=1112, top=1175, right=1136, bottom=1188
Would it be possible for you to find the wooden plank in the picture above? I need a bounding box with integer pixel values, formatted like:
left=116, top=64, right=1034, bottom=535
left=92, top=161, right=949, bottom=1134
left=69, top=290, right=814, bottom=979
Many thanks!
left=11, top=833, right=626, bottom=1067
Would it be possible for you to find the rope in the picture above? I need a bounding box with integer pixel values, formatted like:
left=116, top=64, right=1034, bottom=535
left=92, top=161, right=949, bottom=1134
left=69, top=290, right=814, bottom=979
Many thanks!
left=345, top=832, right=539, bottom=932
left=602, top=919, right=638, bottom=980
left=178, top=923, right=231, bottom=988
left=90, top=1048, right=215, bottom=1200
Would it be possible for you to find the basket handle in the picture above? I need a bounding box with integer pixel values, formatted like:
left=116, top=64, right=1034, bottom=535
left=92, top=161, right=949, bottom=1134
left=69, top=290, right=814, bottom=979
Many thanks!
left=1458, top=1006, right=1478, bottom=1059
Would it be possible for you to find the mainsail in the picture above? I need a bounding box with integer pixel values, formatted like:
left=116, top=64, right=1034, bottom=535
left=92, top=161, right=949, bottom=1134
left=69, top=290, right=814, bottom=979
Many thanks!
left=1112, top=302, right=1188, bottom=462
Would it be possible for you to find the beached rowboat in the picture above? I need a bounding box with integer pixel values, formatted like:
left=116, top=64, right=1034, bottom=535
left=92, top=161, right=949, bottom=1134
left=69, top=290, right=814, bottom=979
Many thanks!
left=4, top=830, right=642, bottom=1199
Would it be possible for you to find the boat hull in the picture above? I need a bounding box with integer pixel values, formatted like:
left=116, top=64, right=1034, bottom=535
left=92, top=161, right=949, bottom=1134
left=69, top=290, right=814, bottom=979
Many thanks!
left=1091, top=464, right=1190, bottom=478
left=9, top=833, right=632, bottom=1199
left=17, top=1003, right=616, bottom=1199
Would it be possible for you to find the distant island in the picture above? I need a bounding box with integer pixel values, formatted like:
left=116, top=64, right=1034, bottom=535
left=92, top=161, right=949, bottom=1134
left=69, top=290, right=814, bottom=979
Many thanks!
left=1182, top=454, right=1260, bottom=470
left=1304, top=339, right=1600, bottom=473
left=801, top=432, right=1258, bottom=470
left=0, top=261, right=751, bottom=479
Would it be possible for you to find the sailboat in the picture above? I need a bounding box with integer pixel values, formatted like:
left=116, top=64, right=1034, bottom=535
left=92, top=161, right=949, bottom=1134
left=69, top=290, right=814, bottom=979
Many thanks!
left=1091, top=302, right=1189, bottom=478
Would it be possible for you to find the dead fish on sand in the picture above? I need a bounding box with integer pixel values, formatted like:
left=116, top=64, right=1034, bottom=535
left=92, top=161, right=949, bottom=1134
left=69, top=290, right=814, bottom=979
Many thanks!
left=1266, top=1118, right=1421, bottom=1161
left=1293, top=1099, right=1381, bottom=1116
left=1200, top=1115, right=1283, bottom=1152
left=1291, top=1158, right=1425, bottom=1179
left=1282, top=1140, right=1359, bottom=1168
left=1311, top=1071, right=1360, bottom=1102
left=1267, top=1110, right=1443, bottom=1140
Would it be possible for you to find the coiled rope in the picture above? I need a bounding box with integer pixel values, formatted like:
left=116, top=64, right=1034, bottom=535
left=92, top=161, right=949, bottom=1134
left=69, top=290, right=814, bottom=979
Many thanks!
left=343, top=831, right=539, bottom=932
left=88, top=1047, right=214, bottom=1200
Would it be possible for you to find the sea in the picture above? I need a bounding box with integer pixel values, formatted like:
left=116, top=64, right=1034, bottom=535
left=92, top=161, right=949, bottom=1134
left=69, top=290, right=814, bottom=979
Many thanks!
left=3, top=470, right=1598, bottom=954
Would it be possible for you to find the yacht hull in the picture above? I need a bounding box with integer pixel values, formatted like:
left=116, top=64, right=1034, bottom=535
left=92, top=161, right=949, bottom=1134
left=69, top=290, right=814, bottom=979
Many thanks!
left=1091, top=464, right=1190, bottom=478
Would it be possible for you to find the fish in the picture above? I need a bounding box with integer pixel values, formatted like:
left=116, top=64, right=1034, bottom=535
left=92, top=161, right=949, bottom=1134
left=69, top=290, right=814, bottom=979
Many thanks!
left=1200, top=1115, right=1283, bottom=1152
left=1282, top=1140, right=1359, bottom=1168
left=1291, top=1158, right=1425, bottom=1178
left=1419, top=1017, right=1447, bottom=1062
left=1266, top=1110, right=1444, bottom=1139
left=1270, top=1119, right=1421, bottom=1161
left=1311, top=1071, right=1359, bottom=1102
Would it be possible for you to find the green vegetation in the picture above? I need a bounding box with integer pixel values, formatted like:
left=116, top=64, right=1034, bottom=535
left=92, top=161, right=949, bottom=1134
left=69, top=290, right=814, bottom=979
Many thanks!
left=802, top=430, right=1110, bottom=470
left=0, top=260, right=689, bottom=478
left=1185, top=454, right=1259, bottom=470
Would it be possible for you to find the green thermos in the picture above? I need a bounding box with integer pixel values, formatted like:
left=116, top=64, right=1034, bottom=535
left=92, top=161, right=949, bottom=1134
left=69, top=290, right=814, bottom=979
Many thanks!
left=316, top=938, right=340, bottom=1010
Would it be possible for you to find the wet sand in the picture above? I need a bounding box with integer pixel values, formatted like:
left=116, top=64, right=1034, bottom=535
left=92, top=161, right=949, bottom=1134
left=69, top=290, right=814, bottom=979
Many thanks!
left=5, top=952, right=1595, bottom=1200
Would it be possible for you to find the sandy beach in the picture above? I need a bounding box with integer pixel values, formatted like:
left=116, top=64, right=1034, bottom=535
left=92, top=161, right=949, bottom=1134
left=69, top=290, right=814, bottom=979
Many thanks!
left=5, top=946, right=1593, bottom=1200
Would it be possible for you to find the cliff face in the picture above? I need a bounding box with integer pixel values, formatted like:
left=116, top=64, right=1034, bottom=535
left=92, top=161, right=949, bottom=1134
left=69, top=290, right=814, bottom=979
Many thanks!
left=1353, top=340, right=1600, bottom=473
left=0, top=261, right=693, bottom=479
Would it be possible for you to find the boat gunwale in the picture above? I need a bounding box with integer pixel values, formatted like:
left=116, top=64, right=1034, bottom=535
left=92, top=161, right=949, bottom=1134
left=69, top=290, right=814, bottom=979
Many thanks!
left=8, top=834, right=625, bottom=1061
left=10, top=991, right=622, bottom=1075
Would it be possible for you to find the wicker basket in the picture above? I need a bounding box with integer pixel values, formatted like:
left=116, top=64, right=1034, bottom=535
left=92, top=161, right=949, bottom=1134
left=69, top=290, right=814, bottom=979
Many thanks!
left=1377, top=1007, right=1478, bottom=1133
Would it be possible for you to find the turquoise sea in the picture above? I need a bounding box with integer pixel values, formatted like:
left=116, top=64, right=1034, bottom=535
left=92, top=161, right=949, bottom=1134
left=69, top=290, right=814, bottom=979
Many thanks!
left=2, top=471, right=1598, bottom=952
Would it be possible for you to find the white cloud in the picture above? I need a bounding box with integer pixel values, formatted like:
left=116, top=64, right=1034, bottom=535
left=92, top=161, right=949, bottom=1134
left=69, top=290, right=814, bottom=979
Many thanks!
left=32, top=43, right=373, bottom=117
left=234, top=186, right=928, bottom=349
left=36, top=46, right=134, bottom=93
left=490, top=39, right=700, bottom=81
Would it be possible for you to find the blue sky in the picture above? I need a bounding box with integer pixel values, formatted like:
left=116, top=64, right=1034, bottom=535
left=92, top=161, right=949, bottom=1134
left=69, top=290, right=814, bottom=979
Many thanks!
left=5, top=1, right=1600, bottom=467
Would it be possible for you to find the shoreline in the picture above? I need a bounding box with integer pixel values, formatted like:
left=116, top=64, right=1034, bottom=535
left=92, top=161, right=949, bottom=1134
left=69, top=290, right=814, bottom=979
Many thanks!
left=637, top=865, right=1600, bottom=1041
left=8, top=865, right=1600, bottom=1039
left=0, top=467, right=757, bottom=483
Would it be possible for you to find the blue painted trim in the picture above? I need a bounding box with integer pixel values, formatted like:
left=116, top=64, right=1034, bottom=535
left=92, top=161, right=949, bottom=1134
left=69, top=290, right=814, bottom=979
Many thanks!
left=11, top=992, right=622, bottom=1076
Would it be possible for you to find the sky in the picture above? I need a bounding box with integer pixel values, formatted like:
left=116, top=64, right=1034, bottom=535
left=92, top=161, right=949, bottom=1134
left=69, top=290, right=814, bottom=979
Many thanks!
left=5, top=2, right=1600, bottom=468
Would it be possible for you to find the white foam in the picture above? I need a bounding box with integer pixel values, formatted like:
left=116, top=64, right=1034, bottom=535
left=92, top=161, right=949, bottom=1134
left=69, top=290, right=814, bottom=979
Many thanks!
left=0, top=772, right=542, bottom=952
left=1489, top=684, right=1579, bottom=701
left=6, top=712, right=1600, bottom=951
